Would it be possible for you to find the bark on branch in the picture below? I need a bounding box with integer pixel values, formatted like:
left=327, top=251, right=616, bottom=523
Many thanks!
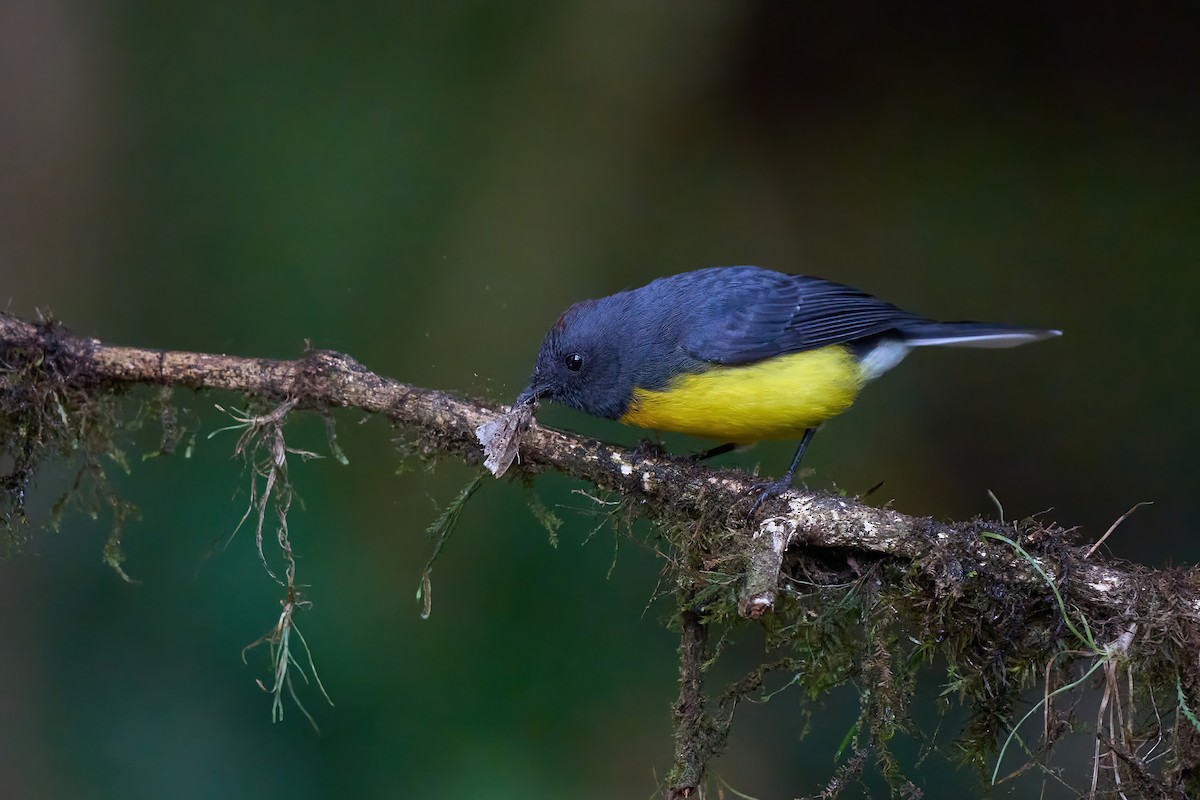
left=3, top=310, right=1199, bottom=798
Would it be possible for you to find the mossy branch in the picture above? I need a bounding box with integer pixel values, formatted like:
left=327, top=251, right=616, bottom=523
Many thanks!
left=0, top=311, right=1165, bottom=615
left=4, top=310, right=1200, bottom=798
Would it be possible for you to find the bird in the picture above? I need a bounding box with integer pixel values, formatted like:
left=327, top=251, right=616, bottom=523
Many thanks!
left=514, top=266, right=1060, bottom=514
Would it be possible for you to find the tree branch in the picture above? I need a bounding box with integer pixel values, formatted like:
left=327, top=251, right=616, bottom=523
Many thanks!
left=0, top=311, right=1171, bottom=615
left=3, top=310, right=1199, bottom=798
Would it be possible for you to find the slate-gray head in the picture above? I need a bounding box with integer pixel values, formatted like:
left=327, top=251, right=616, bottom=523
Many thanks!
left=515, top=297, right=635, bottom=420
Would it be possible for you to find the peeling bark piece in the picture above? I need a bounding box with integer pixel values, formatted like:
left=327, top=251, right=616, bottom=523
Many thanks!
left=739, top=518, right=794, bottom=618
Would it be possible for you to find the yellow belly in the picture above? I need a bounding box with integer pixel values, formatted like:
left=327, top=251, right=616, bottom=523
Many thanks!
left=619, top=346, right=863, bottom=442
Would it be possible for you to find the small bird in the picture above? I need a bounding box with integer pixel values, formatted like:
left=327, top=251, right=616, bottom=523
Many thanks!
left=515, top=266, right=1060, bottom=513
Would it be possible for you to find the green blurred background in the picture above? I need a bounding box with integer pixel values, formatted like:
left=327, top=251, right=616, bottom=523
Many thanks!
left=3, top=2, right=1198, bottom=798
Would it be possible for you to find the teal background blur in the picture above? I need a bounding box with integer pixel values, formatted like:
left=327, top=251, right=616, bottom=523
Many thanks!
left=3, top=3, right=1198, bottom=798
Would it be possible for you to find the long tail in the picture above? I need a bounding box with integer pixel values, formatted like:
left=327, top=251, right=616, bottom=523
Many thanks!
left=896, top=320, right=1062, bottom=349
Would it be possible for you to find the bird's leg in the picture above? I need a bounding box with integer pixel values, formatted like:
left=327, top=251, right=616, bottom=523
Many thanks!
left=748, top=428, right=816, bottom=516
left=690, top=442, right=737, bottom=462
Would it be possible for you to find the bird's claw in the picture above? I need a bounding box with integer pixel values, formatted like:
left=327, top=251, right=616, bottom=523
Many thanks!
left=747, top=476, right=795, bottom=517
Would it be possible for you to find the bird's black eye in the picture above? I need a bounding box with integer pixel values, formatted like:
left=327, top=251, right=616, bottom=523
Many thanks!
left=564, top=353, right=584, bottom=372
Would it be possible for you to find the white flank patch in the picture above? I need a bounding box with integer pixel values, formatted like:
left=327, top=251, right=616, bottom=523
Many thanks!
left=859, top=338, right=911, bottom=381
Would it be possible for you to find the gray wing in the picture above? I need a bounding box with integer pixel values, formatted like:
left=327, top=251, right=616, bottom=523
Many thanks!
left=681, top=269, right=924, bottom=365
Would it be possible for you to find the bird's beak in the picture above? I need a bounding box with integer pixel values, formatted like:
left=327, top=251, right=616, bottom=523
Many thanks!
left=513, top=384, right=541, bottom=411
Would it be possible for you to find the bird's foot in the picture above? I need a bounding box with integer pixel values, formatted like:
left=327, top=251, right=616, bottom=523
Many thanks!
left=747, top=475, right=797, bottom=517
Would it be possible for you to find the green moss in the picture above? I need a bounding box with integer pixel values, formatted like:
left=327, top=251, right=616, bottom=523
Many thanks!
left=416, top=473, right=484, bottom=619
left=526, top=493, right=563, bottom=547
left=1, top=319, right=134, bottom=570
left=652, top=506, right=1200, bottom=797
left=6, top=317, right=1200, bottom=794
